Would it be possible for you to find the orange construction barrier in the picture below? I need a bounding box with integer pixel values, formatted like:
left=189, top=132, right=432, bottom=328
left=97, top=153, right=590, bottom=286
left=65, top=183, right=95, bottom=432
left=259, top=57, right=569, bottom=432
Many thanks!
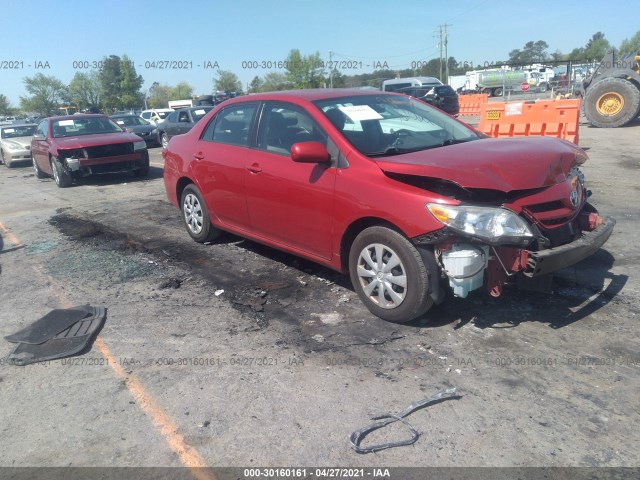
left=458, top=93, right=488, bottom=116
left=478, top=99, right=581, bottom=144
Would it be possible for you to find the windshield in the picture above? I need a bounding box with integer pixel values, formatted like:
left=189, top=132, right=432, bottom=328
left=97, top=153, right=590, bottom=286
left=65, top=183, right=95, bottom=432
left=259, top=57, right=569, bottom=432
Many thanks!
left=114, top=116, right=150, bottom=127
left=52, top=117, right=123, bottom=137
left=314, top=94, right=478, bottom=157
left=1, top=125, right=36, bottom=138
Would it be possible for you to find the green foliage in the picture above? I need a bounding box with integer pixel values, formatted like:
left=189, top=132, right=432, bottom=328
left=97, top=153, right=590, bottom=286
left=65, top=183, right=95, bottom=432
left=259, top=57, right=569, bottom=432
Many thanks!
left=19, top=73, right=69, bottom=116
left=68, top=71, right=102, bottom=111
left=0, top=94, right=14, bottom=116
left=119, top=55, right=144, bottom=109
left=619, top=31, right=640, bottom=55
left=145, top=82, right=195, bottom=108
left=99, top=55, right=144, bottom=112
left=508, top=40, right=549, bottom=64
left=172, top=81, right=194, bottom=99
left=260, top=72, right=290, bottom=92
left=248, top=76, right=263, bottom=93
left=214, top=70, right=243, bottom=94
left=567, top=32, right=612, bottom=61
left=284, top=49, right=325, bottom=88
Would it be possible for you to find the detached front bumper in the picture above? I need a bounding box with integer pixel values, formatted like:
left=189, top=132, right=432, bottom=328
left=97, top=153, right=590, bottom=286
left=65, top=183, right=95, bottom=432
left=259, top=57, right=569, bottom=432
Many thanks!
left=523, top=216, right=616, bottom=277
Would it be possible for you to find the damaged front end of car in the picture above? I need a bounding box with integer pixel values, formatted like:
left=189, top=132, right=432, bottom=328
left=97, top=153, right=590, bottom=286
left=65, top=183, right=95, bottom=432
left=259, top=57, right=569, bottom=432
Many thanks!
left=56, top=140, right=149, bottom=177
left=410, top=163, right=615, bottom=300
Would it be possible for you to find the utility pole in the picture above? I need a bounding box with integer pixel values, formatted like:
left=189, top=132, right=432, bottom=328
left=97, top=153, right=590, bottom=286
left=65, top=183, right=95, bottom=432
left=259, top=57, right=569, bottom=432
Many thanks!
left=444, top=24, right=451, bottom=83
left=438, top=26, right=443, bottom=80
left=438, top=24, right=452, bottom=83
left=329, top=51, right=333, bottom=89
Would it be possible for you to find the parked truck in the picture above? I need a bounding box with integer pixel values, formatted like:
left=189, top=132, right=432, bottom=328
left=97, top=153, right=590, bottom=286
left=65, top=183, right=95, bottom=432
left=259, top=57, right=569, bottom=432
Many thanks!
left=477, top=68, right=553, bottom=97
left=168, top=96, right=217, bottom=110
left=578, top=49, right=640, bottom=128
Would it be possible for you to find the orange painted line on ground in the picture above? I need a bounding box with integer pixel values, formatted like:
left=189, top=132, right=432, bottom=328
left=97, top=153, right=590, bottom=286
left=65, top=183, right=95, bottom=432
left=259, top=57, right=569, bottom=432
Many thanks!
left=1, top=222, right=216, bottom=480
left=95, top=338, right=217, bottom=480
left=0, top=221, right=21, bottom=246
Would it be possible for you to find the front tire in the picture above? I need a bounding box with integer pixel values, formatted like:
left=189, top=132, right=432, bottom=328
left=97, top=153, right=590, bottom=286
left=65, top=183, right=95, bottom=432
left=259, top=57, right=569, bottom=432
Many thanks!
left=134, top=155, right=150, bottom=177
left=161, top=132, right=169, bottom=149
left=180, top=184, right=221, bottom=243
left=50, top=156, right=72, bottom=188
left=349, top=226, right=433, bottom=323
left=2, top=150, right=13, bottom=168
left=584, top=77, right=640, bottom=128
left=33, top=156, right=47, bottom=178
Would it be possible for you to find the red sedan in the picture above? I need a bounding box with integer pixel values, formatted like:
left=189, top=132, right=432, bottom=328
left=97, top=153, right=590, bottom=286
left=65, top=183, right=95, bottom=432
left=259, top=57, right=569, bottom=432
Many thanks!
left=31, top=114, right=149, bottom=188
left=163, top=89, right=614, bottom=323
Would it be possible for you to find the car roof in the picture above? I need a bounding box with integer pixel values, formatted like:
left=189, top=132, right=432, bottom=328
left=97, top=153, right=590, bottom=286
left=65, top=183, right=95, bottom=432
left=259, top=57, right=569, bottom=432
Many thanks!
left=1, top=123, right=36, bottom=128
left=47, top=114, right=110, bottom=122
left=226, top=88, right=397, bottom=104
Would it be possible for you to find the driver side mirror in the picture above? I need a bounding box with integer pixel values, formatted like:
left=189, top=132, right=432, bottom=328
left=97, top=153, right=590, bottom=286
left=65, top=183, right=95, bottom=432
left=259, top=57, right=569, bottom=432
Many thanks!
left=291, top=141, right=331, bottom=164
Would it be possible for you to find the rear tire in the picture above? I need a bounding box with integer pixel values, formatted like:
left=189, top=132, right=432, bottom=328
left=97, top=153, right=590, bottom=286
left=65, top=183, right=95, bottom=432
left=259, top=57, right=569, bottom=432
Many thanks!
left=493, top=87, right=503, bottom=97
left=349, top=226, right=433, bottom=323
left=180, top=184, right=221, bottom=243
left=161, top=132, right=169, bottom=149
left=50, top=156, right=72, bottom=188
left=584, top=77, right=640, bottom=128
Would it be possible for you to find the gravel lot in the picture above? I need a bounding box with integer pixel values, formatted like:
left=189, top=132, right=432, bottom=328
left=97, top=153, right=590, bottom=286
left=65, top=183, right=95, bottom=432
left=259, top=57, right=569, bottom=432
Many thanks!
left=0, top=115, right=638, bottom=478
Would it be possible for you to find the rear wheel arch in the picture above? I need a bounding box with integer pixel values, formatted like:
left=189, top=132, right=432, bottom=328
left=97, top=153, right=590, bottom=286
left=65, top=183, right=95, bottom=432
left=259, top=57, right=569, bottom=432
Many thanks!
left=175, top=176, right=196, bottom=207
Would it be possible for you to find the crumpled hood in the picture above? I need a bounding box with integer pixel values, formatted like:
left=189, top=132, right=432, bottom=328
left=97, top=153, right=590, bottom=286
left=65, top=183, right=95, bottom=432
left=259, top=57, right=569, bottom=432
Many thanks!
left=375, top=137, right=587, bottom=192
left=54, top=132, right=139, bottom=149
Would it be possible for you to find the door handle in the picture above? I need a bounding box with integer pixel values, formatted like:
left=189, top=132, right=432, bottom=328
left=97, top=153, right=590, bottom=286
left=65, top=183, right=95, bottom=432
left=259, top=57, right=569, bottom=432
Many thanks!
left=193, top=152, right=204, bottom=160
left=247, top=163, right=262, bottom=174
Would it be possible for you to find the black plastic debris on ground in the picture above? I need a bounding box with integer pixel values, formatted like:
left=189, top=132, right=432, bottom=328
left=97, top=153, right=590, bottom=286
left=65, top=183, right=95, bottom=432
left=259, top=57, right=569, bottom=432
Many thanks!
left=4, top=305, right=107, bottom=366
left=349, top=387, right=459, bottom=454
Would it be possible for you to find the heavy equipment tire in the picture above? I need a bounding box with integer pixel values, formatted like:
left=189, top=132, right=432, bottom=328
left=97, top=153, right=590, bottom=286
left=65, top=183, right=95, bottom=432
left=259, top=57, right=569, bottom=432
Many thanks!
left=584, top=77, right=640, bottom=128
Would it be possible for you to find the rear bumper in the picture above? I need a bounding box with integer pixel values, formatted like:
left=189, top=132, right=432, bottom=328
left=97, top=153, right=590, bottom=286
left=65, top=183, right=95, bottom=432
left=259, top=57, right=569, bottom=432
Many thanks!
left=523, top=216, right=615, bottom=277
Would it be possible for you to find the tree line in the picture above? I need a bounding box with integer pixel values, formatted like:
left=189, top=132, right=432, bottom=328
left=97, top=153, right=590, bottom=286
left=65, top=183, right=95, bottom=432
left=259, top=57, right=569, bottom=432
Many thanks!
left=2, top=30, right=639, bottom=117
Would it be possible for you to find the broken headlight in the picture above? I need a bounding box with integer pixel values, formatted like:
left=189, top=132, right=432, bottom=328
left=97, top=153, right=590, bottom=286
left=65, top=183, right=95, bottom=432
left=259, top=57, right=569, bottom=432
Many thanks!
left=426, top=204, right=534, bottom=246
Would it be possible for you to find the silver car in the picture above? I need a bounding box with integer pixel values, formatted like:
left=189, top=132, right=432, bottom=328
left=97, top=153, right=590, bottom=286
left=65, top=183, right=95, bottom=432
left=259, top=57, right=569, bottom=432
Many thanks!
left=1, top=124, right=37, bottom=167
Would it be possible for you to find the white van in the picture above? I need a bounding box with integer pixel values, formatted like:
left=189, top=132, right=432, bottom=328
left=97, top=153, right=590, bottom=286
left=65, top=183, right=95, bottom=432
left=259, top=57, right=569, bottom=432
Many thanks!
left=381, top=76, right=443, bottom=92
left=140, top=108, right=174, bottom=126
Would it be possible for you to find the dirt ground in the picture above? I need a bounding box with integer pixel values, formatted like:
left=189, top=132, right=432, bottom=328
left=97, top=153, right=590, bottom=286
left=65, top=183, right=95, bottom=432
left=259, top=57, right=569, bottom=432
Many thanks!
left=0, top=114, right=638, bottom=479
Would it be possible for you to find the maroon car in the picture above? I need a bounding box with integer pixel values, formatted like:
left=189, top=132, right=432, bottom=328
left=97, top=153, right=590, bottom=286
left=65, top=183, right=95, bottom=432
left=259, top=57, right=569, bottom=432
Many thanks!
left=31, top=114, right=149, bottom=188
left=163, top=89, right=615, bottom=323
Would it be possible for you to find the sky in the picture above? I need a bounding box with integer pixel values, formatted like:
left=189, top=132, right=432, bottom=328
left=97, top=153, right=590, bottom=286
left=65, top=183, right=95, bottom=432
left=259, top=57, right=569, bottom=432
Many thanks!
left=1, top=0, right=638, bottom=107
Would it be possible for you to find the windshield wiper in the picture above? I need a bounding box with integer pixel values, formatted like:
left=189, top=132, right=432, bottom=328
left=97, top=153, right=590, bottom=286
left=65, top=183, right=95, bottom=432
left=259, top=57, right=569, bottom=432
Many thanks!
left=369, top=146, right=419, bottom=157
left=441, top=138, right=473, bottom=146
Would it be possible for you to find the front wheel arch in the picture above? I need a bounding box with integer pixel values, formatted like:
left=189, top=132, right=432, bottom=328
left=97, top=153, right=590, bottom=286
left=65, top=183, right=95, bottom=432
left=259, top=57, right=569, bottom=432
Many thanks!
left=348, top=225, right=435, bottom=323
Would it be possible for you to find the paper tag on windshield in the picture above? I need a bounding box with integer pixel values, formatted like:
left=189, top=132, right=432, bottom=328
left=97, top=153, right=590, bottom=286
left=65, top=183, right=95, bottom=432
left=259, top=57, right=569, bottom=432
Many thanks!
left=4, top=128, right=15, bottom=133
left=339, top=105, right=383, bottom=121
left=58, top=120, right=75, bottom=126
left=194, top=109, right=206, bottom=115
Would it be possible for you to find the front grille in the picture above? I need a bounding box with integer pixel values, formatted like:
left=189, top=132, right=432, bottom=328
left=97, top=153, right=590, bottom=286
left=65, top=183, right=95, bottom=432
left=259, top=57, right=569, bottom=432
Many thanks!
left=525, top=201, right=564, bottom=213
left=85, top=143, right=133, bottom=158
